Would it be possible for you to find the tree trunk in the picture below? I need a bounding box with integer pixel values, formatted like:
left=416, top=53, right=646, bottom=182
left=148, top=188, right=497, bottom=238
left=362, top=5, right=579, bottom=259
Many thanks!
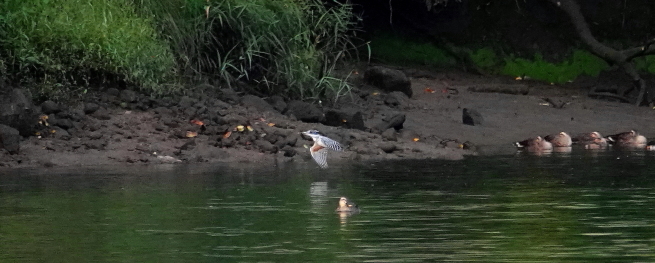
left=546, top=0, right=655, bottom=106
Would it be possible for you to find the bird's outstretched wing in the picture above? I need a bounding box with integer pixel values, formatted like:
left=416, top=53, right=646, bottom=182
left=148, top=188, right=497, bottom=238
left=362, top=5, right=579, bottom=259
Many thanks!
left=310, top=147, right=329, bottom=168
left=321, top=137, right=343, bottom=152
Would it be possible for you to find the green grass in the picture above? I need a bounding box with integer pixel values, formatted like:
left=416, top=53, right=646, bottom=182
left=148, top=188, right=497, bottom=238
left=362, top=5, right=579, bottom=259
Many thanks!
left=136, top=0, right=359, bottom=101
left=1, top=0, right=359, bottom=102
left=501, top=50, right=608, bottom=83
left=1, top=0, right=176, bottom=99
left=368, top=34, right=617, bottom=84
left=369, top=34, right=457, bottom=67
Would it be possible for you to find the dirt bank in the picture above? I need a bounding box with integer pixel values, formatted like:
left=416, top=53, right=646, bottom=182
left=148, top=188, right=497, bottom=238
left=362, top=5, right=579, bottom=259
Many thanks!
left=1, top=68, right=654, bottom=170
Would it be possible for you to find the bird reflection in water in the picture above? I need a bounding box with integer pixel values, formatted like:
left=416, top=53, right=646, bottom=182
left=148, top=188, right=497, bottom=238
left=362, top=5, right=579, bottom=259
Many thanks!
left=336, top=197, right=359, bottom=226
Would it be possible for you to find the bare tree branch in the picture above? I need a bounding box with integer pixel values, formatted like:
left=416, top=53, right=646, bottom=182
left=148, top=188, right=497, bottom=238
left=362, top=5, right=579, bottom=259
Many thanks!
left=546, top=0, right=649, bottom=106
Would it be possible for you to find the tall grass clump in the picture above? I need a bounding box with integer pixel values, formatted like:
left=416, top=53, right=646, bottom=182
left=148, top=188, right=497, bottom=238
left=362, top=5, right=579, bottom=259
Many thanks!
left=138, top=0, right=359, bottom=102
left=0, top=0, right=175, bottom=99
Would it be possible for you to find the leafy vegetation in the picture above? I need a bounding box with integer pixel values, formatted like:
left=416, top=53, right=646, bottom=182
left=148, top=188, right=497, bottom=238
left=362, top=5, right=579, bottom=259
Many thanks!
left=502, top=50, right=609, bottom=83
left=0, top=0, right=359, bottom=102
left=369, top=34, right=618, bottom=84
left=369, top=34, right=457, bottom=67
left=0, top=0, right=176, bottom=99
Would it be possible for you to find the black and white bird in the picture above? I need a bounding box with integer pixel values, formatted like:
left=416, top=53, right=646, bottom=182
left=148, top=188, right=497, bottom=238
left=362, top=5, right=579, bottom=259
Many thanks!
left=301, top=130, right=343, bottom=168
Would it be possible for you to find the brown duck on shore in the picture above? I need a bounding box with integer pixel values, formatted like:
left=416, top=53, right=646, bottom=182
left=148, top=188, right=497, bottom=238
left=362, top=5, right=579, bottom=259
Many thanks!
left=606, top=130, right=647, bottom=147
left=544, top=132, right=573, bottom=147
left=573, top=132, right=608, bottom=149
left=514, top=136, right=553, bottom=152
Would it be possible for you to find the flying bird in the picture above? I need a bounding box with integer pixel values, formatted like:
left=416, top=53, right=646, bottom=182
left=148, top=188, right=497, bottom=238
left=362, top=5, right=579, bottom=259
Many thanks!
left=302, top=130, right=343, bottom=168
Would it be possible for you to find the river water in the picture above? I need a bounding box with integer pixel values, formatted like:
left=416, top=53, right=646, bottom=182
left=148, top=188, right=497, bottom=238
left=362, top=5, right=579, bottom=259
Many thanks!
left=1, top=149, right=655, bottom=262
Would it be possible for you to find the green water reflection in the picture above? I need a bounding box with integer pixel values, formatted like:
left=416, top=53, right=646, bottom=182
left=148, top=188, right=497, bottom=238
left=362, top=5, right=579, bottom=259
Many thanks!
left=2, top=150, right=655, bottom=262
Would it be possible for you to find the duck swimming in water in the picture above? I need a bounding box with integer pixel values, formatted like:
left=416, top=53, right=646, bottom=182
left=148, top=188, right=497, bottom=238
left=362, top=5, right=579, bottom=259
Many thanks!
left=335, top=197, right=359, bottom=213
left=573, top=132, right=608, bottom=149
left=544, top=132, right=572, bottom=147
left=514, top=136, right=553, bottom=152
left=606, top=130, right=647, bottom=147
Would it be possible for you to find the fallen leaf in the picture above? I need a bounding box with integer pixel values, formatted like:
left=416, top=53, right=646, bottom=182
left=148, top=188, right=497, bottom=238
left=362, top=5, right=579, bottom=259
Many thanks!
left=190, top=119, right=204, bottom=126
left=413, top=138, right=419, bottom=142
left=186, top=131, right=198, bottom=138
left=236, top=125, right=245, bottom=132
left=424, top=87, right=436, bottom=93
left=223, top=131, right=232, bottom=139
left=267, top=123, right=275, bottom=127
left=246, top=125, right=254, bottom=131
left=342, top=119, right=348, bottom=123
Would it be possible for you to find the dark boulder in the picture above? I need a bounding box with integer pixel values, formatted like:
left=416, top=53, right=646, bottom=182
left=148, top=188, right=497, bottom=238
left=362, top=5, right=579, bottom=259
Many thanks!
left=267, top=95, right=287, bottom=112
left=50, top=117, right=75, bottom=130
left=0, top=89, right=38, bottom=136
left=462, top=108, right=483, bottom=126
left=119, top=89, right=137, bottom=103
left=379, top=142, right=397, bottom=153
left=84, top=103, right=99, bottom=114
left=284, top=101, right=323, bottom=123
left=41, top=100, right=61, bottom=114
left=381, top=128, right=397, bottom=141
left=254, top=139, right=278, bottom=153
left=384, top=91, right=410, bottom=107
left=369, top=111, right=406, bottom=133
left=91, top=108, right=112, bottom=120
left=178, top=96, right=196, bottom=108
left=0, top=124, right=20, bottom=154
left=241, top=95, right=276, bottom=113
left=323, top=108, right=366, bottom=130
left=364, top=66, right=413, bottom=98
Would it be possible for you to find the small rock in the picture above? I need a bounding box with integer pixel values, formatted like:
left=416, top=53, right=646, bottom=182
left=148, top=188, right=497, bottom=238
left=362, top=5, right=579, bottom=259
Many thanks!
left=84, top=103, right=99, bottom=114
left=267, top=96, right=287, bottom=112
left=0, top=124, right=20, bottom=154
left=255, top=139, right=278, bottom=153
left=106, top=88, right=120, bottom=96
left=88, top=131, right=104, bottom=140
left=384, top=91, right=410, bottom=107
left=241, top=95, right=277, bottom=113
left=178, top=96, right=196, bottom=108
left=284, top=101, right=323, bottom=123
left=52, top=118, right=75, bottom=130
left=119, top=90, right=137, bottom=103
left=462, top=108, right=483, bottom=126
left=364, top=66, right=413, bottom=98
left=92, top=108, right=112, bottom=120
left=381, top=128, right=397, bottom=141
left=323, top=108, right=366, bottom=130
left=399, top=129, right=420, bottom=142
left=179, top=139, right=197, bottom=151
left=41, top=100, right=61, bottom=114
left=379, top=142, right=397, bottom=153
left=84, top=140, right=106, bottom=150
left=281, top=146, right=296, bottom=157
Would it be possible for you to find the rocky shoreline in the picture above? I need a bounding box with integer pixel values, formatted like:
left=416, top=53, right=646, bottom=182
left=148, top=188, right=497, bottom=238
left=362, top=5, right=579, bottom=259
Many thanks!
left=0, top=66, right=476, bottom=169
left=4, top=65, right=655, bottom=170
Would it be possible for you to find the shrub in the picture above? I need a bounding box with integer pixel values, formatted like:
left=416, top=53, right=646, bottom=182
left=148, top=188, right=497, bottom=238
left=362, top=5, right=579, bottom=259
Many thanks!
left=1, top=0, right=175, bottom=99
left=138, top=0, right=359, bottom=101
